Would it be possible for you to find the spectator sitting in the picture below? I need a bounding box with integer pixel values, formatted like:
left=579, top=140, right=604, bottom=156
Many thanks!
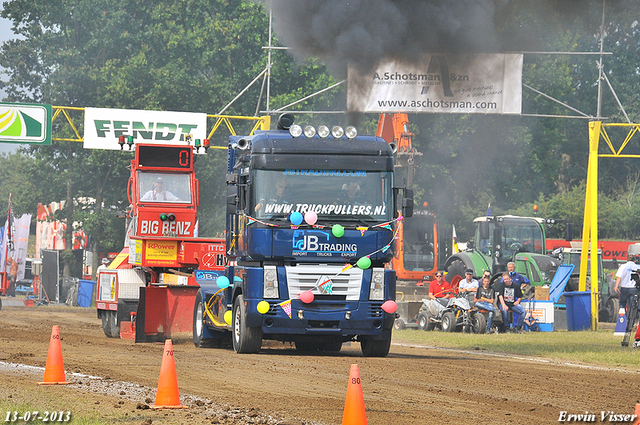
left=495, top=271, right=526, bottom=333
left=429, top=272, right=453, bottom=306
left=458, top=269, right=479, bottom=303
left=475, top=275, right=497, bottom=333
left=523, top=310, right=539, bottom=331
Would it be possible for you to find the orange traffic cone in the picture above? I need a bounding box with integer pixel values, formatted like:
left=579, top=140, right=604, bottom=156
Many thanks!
left=151, top=339, right=187, bottom=409
left=342, top=364, right=367, bottom=425
left=38, top=325, right=68, bottom=385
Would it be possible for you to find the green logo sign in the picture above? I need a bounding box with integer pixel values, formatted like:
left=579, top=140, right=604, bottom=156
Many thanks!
left=0, top=103, right=52, bottom=145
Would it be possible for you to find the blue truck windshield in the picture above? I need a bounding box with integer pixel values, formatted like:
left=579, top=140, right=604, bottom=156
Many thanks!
left=251, top=169, right=393, bottom=222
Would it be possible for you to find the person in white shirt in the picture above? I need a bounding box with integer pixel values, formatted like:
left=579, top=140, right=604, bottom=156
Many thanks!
left=141, top=178, right=179, bottom=202
left=614, top=254, right=640, bottom=312
left=458, top=269, right=479, bottom=293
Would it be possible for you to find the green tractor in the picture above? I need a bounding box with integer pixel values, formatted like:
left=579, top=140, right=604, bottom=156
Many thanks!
left=444, top=215, right=570, bottom=287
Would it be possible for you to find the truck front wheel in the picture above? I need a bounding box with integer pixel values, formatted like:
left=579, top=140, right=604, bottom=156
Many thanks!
left=193, top=290, right=218, bottom=348
left=101, top=310, right=119, bottom=338
left=360, top=337, right=391, bottom=357
left=232, top=295, right=263, bottom=354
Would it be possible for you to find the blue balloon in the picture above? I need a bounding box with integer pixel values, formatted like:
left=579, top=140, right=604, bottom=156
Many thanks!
left=290, top=211, right=303, bottom=226
left=216, top=276, right=230, bottom=289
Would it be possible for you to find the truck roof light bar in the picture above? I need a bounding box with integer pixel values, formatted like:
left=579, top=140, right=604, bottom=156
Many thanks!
left=317, top=125, right=330, bottom=138
left=345, top=126, right=358, bottom=139
left=331, top=126, right=344, bottom=138
left=289, top=124, right=302, bottom=138
left=303, top=125, right=316, bottom=138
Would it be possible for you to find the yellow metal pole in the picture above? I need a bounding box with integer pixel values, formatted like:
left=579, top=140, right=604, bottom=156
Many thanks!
left=259, top=115, right=271, bottom=131
left=588, top=121, right=601, bottom=330
left=578, top=164, right=592, bottom=293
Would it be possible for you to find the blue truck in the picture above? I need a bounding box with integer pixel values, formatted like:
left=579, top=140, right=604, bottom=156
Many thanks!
left=192, top=114, right=413, bottom=356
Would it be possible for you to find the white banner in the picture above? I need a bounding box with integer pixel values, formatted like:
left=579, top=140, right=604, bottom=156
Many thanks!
left=1, top=214, right=31, bottom=281
left=84, top=107, right=207, bottom=150
left=348, top=54, right=523, bottom=115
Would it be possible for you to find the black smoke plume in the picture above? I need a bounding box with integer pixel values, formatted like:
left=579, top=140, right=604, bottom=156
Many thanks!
left=264, top=0, right=500, bottom=77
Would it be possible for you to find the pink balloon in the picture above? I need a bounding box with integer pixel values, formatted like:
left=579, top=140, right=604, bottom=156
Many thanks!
left=304, top=211, right=318, bottom=225
left=381, top=300, right=397, bottom=314
left=299, top=290, right=315, bottom=304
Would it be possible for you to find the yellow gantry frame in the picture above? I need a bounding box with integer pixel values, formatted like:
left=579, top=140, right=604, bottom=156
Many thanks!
left=580, top=121, right=640, bottom=330
left=51, top=106, right=271, bottom=145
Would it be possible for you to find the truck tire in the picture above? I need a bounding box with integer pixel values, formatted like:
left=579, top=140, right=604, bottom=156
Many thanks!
left=232, top=295, right=262, bottom=354
left=101, top=310, right=119, bottom=338
left=360, top=337, right=391, bottom=357
left=446, top=259, right=466, bottom=284
left=441, top=311, right=456, bottom=332
left=321, top=338, right=343, bottom=352
left=193, top=290, right=217, bottom=348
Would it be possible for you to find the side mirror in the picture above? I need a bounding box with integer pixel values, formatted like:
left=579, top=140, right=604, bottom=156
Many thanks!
left=402, top=189, right=414, bottom=218
left=564, top=222, right=573, bottom=241
left=226, top=185, right=238, bottom=215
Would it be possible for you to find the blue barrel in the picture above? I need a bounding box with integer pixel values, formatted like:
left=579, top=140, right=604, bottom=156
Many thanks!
left=77, top=280, right=96, bottom=308
left=564, top=291, right=591, bottom=331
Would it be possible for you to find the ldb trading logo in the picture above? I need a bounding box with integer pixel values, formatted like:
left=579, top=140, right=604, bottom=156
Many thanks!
left=0, top=103, right=52, bottom=145
left=292, top=230, right=358, bottom=257
left=293, top=230, right=330, bottom=252
left=195, top=270, right=223, bottom=281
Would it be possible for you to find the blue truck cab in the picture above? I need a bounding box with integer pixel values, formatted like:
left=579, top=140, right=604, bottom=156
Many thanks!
left=195, top=114, right=412, bottom=356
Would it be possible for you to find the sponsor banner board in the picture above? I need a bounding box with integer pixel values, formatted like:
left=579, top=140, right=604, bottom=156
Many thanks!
left=144, top=240, right=178, bottom=264
left=348, top=54, right=523, bottom=115
left=84, top=107, right=207, bottom=150
left=0, top=103, right=52, bottom=145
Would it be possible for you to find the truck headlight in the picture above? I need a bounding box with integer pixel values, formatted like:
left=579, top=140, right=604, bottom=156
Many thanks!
left=317, top=125, right=330, bottom=138
left=289, top=124, right=302, bottom=138
left=263, top=266, right=279, bottom=299
left=369, top=268, right=385, bottom=300
left=331, top=126, right=344, bottom=138
left=303, top=125, right=316, bottom=138
left=345, top=126, right=357, bottom=139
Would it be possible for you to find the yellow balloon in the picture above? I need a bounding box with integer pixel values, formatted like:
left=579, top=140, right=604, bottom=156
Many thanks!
left=257, top=300, right=270, bottom=314
left=224, top=310, right=233, bottom=326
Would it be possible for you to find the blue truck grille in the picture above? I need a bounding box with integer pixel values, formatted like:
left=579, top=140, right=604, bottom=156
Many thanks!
left=285, top=264, right=364, bottom=301
left=369, top=302, right=383, bottom=318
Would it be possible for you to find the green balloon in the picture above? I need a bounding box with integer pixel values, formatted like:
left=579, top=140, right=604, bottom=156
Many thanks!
left=357, top=256, right=371, bottom=269
left=332, top=224, right=345, bottom=238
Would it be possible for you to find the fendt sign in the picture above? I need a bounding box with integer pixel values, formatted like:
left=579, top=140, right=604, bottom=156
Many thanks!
left=0, top=103, right=52, bottom=145
left=83, top=107, right=207, bottom=150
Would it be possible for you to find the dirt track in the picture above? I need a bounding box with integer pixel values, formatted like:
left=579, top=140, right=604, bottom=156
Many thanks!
left=1, top=304, right=639, bottom=425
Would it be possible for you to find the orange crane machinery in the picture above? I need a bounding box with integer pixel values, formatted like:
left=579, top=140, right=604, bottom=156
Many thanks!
left=376, top=114, right=438, bottom=292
